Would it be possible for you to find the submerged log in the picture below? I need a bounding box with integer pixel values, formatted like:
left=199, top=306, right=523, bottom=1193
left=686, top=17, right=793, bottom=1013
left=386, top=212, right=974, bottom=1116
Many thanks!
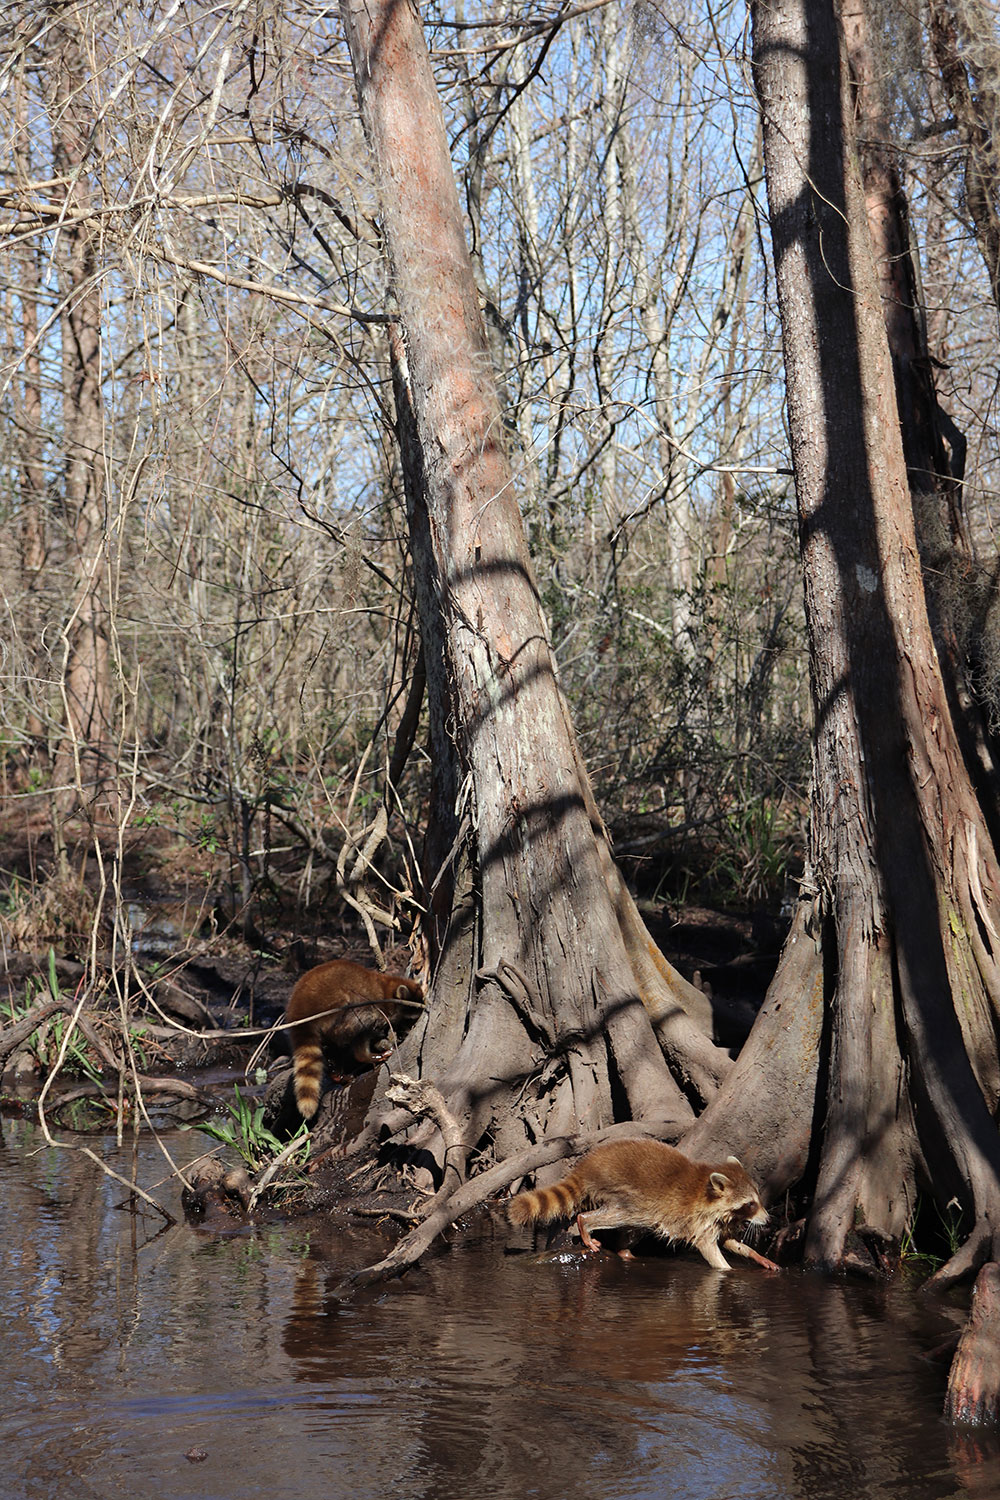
left=945, top=1263, right=1000, bottom=1426
left=181, top=1158, right=252, bottom=1227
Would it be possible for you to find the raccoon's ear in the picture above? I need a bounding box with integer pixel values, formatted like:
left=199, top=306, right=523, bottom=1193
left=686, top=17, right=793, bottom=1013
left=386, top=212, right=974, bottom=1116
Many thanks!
left=708, top=1171, right=730, bottom=1197
left=726, top=1155, right=743, bottom=1167
left=394, top=984, right=409, bottom=1000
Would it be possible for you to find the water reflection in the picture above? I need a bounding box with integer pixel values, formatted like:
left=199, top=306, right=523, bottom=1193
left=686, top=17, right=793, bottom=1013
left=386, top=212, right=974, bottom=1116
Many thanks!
left=0, top=1119, right=995, bottom=1500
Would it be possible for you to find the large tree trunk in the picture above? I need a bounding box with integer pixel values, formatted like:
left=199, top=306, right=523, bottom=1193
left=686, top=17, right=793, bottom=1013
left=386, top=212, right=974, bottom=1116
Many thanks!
left=334, top=0, right=734, bottom=1177
left=687, top=0, right=1000, bottom=1421
left=45, top=11, right=112, bottom=819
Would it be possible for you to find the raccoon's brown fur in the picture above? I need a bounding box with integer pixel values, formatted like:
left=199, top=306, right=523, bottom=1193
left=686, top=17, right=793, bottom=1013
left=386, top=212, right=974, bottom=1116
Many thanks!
left=285, top=959, right=424, bottom=1121
left=508, top=1138, right=773, bottom=1271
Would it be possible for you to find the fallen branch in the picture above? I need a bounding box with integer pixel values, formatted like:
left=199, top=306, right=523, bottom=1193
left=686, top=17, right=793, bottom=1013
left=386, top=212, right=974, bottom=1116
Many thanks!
left=352, top=1205, right=422, bottom=1226
left=0, top=995, right=215, bottom=1102
left=330, top=1115, right=684, bottom=1298
left=0, top=994, right=71, bottom=1070
left=47, top=1075, right=215, bottom=1115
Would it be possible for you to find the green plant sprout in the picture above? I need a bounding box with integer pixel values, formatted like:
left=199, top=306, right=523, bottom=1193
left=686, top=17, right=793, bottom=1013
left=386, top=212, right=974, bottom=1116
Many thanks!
left=190, top=1084, right=310, bottom=1175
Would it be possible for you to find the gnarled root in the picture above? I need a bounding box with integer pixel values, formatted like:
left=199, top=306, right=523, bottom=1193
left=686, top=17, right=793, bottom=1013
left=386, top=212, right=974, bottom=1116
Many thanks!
left=945, top=1263, right=1000, bottom=1427
left=383, top=1073, right=467, bottom=1195
left=928, top=1222, right=994, bottom=1293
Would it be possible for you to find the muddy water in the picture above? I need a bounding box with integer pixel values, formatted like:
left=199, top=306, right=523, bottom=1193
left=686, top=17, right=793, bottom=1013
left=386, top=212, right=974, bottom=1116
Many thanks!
left=1, top=1121, right=997, bottom=1500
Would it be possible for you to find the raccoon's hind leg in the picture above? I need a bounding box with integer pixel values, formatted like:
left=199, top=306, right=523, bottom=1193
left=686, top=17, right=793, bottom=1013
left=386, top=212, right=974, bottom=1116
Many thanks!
left=576, top=1207, right=633, bottom=1254
left=576, top=1212, right=604, bottom=1253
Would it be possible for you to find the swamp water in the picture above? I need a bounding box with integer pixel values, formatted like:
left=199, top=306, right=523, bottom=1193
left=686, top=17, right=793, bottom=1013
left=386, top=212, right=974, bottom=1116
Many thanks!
left=1, top=1119, right=998, bottom=1500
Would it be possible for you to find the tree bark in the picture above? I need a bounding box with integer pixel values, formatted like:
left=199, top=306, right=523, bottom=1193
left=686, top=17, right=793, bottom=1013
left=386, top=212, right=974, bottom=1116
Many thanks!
left=842, top=0, right=1000, bottom=830
left=945, top=1263, right=1000, bottom=1426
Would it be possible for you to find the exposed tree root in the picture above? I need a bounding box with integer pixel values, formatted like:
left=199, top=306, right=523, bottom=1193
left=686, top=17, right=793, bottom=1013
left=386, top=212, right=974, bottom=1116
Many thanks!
left=945, top=1263, right=1000, bottom=1426
left=677, top=900, right=823, bottom=1197
left=930, top=1223, right=997, bottom=1293
left=383, top=1073, right=467, bottom=1203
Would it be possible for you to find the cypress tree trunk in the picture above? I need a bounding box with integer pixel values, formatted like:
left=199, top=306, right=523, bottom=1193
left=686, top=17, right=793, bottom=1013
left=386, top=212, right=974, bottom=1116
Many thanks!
left=336, top=0, right=731, bottom=1178
left=687, top=0, right=1000, bottom=1422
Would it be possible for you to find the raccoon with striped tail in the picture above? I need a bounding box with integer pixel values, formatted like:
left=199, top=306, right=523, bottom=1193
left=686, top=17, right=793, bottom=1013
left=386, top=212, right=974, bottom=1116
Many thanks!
left=507, top=1138, right=779, bottom=1271
left=284, top=959, right=424, bottom=1121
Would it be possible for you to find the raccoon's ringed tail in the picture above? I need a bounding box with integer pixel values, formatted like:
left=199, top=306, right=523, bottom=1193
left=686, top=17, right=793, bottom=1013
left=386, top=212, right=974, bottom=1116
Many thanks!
left=292, top=1042, right=324, bottom=1120
left=507, top=1178, right=581, bottom=1226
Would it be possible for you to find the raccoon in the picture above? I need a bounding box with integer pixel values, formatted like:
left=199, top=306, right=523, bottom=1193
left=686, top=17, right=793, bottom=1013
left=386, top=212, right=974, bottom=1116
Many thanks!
left=284, top=959, right=424, bottom=1120
left=508, top=1138, right=777, bottom=1270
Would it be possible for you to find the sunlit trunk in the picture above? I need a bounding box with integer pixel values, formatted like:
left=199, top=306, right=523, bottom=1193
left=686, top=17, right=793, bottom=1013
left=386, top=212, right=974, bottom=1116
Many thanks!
left=686, top=0, right=1000, bottom=1422
left=337, top=0, right=732, bottom=1166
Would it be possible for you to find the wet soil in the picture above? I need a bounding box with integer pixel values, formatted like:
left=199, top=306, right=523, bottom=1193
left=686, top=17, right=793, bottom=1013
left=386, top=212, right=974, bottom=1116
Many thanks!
left=2, top=1120, right=998, bottom=1500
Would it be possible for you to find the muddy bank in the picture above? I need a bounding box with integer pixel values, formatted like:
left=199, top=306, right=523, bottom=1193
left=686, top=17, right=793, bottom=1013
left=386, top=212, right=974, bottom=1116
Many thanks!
left=0, top=844, right=778, bottom=1151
